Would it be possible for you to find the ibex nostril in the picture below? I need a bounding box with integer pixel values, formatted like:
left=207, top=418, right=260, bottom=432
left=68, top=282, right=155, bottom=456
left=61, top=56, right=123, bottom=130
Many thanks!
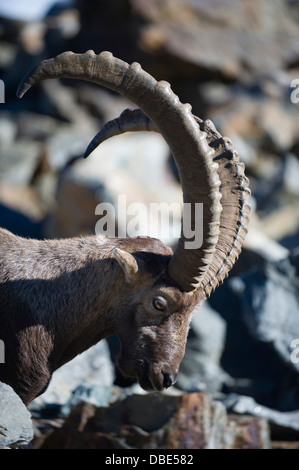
left=163, top=372, right=174, bottom=389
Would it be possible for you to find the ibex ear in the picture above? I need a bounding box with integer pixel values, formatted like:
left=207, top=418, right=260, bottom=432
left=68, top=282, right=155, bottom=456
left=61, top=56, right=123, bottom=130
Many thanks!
left=113, top=248, right=140, bottom=283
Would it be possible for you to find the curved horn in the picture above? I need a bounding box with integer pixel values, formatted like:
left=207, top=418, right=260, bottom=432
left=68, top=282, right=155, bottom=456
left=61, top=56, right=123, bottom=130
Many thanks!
left=84, top=110, right=251, bottom=297
left=84, top=108, right=157, bottom=158
left=17, top=50, right=223, bottom=292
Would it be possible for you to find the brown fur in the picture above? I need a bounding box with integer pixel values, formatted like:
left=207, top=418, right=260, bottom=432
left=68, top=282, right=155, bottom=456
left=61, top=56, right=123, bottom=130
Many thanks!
left=0, top=228, right=203, bottom=405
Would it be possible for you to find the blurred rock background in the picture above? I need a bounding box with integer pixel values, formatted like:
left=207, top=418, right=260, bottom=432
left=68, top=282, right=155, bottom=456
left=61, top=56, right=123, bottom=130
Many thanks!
left=1, top=0, right=299, bottom=449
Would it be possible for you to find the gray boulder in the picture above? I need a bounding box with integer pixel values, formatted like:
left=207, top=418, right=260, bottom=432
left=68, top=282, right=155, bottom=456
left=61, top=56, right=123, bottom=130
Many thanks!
left=240, top=258, right=299, bottom=373
left=177, top=301, right=230, bottom=392
left=131, top=0, right=299, bottom=77
left=0, top=382, right=33, bottom=449
left=223, top=255, right=299, bottom=411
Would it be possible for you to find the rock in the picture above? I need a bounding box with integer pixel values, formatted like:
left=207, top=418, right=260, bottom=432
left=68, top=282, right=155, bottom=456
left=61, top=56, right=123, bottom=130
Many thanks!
left=257, top=98, right=299, bottom=154
left=223, top=393, right=299, bottom=434
left=225, top=413, right=271, bottom=450
left=290, top=247, right=299, bottom=277
left=221, top=255, right=299, bottom=411
left=16, top=111, right=59, bottom=142
left=163, top=393, right=227, bottom=449
left=243, top=228, right=290, bottom=263
left=0, top=139, right=42, bottom=185
left=272, top=441, right=299, bottom=449
left=40, top=79, right=94, bottom=126
left=0, top=382, right=34, bottom=449
left=78, top=86, right=133, bottom=124
left=0, top=0, right=67, bottom=22
left=0, top=113, right=17, bottom=147
left=241, top=259, right=299, bottom=373
left=61, top=384, right=128, bottom=416
left=0, top=182, right=44, bottom=238
left=0, top=41, right=17, bottom=71
left=201, top=78, right=299, bottom=171
left=46, top=124, right=96, bottom=172
left=177, top=301, right=230, bottom=393
left=208, top=261, right=299, bottom=411
left=34, top=390, right=271, bottom=449
left=131, top=0, right=299, bottom=77
left=254, top=205, right=299, bottom=246
left=283, top=152, right=299, bottom=197
left=45, top=131, right=182, bottom=244
left=44, top=172, right=106, bottom=238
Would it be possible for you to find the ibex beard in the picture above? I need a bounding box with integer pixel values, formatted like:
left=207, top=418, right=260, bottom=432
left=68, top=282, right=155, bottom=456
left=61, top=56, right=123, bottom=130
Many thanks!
left=0, top=50, right=250, bottom=406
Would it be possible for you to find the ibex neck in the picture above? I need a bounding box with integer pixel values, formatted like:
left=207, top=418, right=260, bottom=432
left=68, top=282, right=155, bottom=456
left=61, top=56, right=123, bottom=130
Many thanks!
left=39, top=236, right=121, bottom=370
left=0, top=232, right=121, bottom=396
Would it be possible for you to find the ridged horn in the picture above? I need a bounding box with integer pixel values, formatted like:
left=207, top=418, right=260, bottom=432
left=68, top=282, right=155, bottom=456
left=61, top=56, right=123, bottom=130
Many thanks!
left=85, top=109, right=251, bottom=298
left=198, top=118, right=251, bottom=297
left=84, top=108, right=157, bottom=158
left=17, top=50, right=223, bottom=292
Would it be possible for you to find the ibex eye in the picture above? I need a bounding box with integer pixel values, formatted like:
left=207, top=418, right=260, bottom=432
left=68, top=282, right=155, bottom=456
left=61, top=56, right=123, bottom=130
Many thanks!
left=152, top=296, right=168, bottom=311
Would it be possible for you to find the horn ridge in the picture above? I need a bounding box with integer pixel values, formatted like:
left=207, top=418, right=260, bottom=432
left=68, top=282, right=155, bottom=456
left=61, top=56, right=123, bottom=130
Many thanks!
left=198, top=119, right=251, bottom=298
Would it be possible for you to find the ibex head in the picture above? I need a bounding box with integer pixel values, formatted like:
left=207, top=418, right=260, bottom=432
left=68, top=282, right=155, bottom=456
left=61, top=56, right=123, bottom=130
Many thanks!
left=16, top=51, right=250, bottom=393
left=106, top=239, right=201, bottom=391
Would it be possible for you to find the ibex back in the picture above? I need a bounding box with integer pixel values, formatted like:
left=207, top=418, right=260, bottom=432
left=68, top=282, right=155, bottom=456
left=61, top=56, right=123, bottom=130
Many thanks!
left=0, top=51, right=250, bottom=405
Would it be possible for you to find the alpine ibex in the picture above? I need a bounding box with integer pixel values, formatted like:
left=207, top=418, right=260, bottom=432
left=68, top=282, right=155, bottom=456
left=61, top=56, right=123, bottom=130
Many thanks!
left=0, top=51, right=250, bottom=406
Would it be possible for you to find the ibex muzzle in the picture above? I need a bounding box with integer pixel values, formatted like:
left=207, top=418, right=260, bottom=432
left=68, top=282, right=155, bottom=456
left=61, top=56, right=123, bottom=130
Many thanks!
left=0, top=51, right=250, bottom=405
